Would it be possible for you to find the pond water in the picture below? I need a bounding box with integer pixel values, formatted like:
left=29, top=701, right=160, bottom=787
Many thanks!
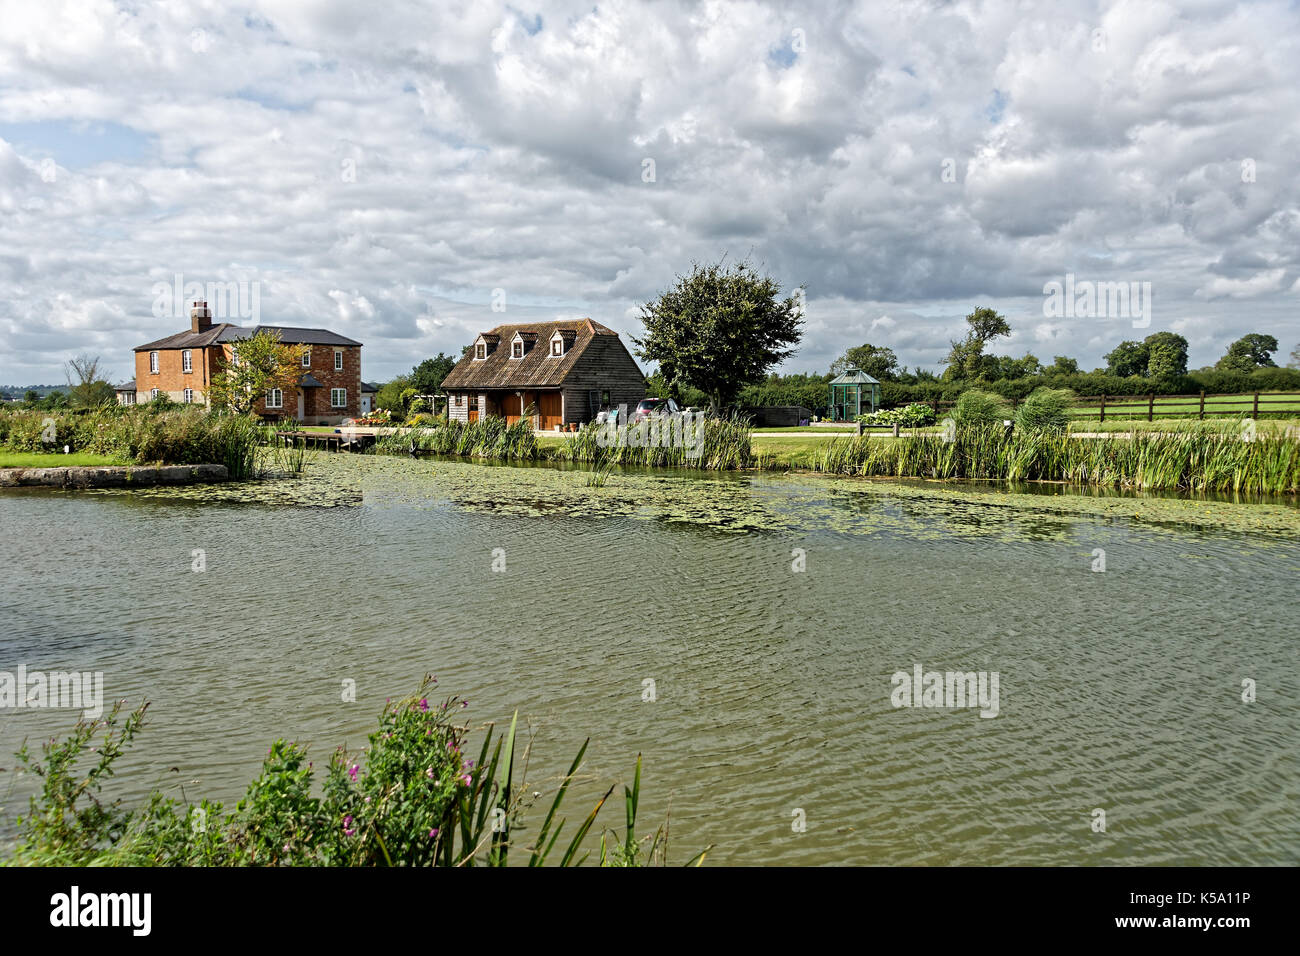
left=1, top=453, right=1297, bottom=865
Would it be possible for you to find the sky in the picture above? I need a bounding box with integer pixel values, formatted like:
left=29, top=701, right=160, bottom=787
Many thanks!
left=1, top=0, right=1298, bottom=386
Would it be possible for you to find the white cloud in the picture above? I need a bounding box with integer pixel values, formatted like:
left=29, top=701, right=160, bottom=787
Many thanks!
left=0, top=0, right=1297, bottom=384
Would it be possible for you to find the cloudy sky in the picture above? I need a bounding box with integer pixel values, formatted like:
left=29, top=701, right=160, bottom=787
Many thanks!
left=1, top=0, right=1298, bottom=385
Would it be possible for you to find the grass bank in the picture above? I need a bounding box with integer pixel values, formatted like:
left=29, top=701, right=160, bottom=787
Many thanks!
left=0, top=451, right=124, bottom=468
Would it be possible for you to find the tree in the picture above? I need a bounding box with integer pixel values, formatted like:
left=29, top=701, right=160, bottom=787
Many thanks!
left=1290, top=343, right=1300, bottom=369
left=375, top=376, right=411, bottom=417
left=209, top=330, right=307, bottom=415
left=1104, top=340, right=1148, bottom=377
left=830, top=344, right=899, bottom=381
left=409, top=353, right=457, bottom=394
left=1144, top=331, right=1188, bottom=379
left=23, top=389, right=40, bottom=406
left=1216, top=333, right=1279, bottom=373
left=64, top=354, right=116, bottom=408
left=633, top=259, right=804, bottom=412
left=1049, top=356, right=1079, bottom=375
left=941, top=306, right=1011, bottom=380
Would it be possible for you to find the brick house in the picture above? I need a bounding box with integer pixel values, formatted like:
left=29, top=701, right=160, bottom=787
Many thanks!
left=440, top=319, right=646, bottom=430
left=133, top=302, right=363, bottom=424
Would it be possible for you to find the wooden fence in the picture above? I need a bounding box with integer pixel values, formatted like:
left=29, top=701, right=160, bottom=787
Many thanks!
left=920, top=391, right=1300, bottom=423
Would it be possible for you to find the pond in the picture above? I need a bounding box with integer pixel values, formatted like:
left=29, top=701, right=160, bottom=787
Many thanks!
left=2, top=453, right=1298, bottom=865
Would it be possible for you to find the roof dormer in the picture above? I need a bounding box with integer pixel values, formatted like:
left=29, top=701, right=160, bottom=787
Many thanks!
left=509, top=331, right=537, bottom=359
left=549, top=329, right=577, bottom=357
left=473, top=333, right=500, bottom=361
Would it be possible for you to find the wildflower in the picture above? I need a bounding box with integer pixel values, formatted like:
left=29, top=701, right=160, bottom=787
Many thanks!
left=460, top=773, right=472, bottom=787
left=348, top=764, right=359, bottom=781
left=343, top=815, right=355, bottom=837
left=418, top=698, right=429, bottom=712
left=429, top=828, right=439, bottom=839
left=426, top=767, right=435, bottom=779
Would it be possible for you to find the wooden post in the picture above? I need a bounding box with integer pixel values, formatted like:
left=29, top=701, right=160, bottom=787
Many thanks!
left=892, top=423, right=900, bottom=438
left=1198, top=391, right=1205, bottom=420
left=1148, top=393, right=1155, bottom=422
left=855, top=420, right=863, bottom=436
left=1253, top=392, right=1260, bottom=418
left=1098, top=394, right=1106, bottom=423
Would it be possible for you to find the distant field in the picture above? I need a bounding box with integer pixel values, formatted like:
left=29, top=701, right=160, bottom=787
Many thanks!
left=1067, top=391, right=1300, bottom=419
left=0, top=451, right=122, bottom=468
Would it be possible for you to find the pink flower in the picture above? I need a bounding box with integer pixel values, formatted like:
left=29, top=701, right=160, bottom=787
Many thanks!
left=429, top=828, right=439, bottom=839
left=418, top=698, right=429, bottom=711
left=460, top=773, right=472, bottom=787
left=348, top=764, right=359, bottom=781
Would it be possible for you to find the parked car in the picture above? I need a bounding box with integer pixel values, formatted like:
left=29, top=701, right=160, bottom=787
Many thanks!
left=630, top=397, right=680, bottom=423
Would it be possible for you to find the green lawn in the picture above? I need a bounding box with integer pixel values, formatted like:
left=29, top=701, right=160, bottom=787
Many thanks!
left=0, top=451, right=124, bottom=468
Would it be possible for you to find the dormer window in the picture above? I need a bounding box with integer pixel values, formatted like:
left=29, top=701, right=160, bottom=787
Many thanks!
left=475, top=343, right=486, bottom=360
left=551, top=337, right=563, bottom=356
left=512, top=341, right=523, bottom=359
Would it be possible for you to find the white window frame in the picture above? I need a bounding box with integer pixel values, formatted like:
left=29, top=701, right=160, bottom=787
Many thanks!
left=331, top=387, right=347, bottom=408
left=511, top=339, right=523, bottom=359
left=182, top=350, right=192, bottom=373
left=474, top=342, right=486, bottom=360
left=150, top=388, right=159, bottom=400
left=334, top=349, right=344, bottom=371
left=550, top=336, right=564, bottom=357
left=302, top=350, right=311, bottom=367
left=149, top=351, right=159, bottom=374
left=183, top=388, right=193, bottom=404
left=266, top=388, right=283, bottom=409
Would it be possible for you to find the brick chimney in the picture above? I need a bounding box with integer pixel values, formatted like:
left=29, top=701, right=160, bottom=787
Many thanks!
left=191, top=300, right=212, bottom=333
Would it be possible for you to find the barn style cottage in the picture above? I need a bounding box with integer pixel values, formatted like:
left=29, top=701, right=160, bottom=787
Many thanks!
left=132, top=302, right=363, bottom=424
left=441, top=320, right=646, bottom=430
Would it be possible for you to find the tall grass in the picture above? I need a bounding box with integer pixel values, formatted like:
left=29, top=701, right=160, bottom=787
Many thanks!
left=554, top=415, right=755, bottom=471
left=0, top=406, right=267, bottom=479
left=812, top=421, right=1300, bottom=494
left=373, top=417, right=539, bottom=460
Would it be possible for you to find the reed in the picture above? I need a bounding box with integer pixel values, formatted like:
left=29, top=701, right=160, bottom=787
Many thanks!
left=554, top=415, right=756, bottom=471
left=811, top=421, right=1300, bottom=494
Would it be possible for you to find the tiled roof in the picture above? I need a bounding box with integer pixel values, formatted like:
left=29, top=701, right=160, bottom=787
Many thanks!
left=136, top=324, right=362, bottom=351
left=116, top=380, right=136, bottom=391
left=442, top=319, right=621, bottom=390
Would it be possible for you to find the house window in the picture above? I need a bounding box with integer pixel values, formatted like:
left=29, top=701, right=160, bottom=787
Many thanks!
left=331, top=388, right=347, bottom=408
left=512, top=341, right=523, bottom=358
left=183, top=388, right=193, bottom=404
left=149, top=351, right=159, bottom=374
left=475, top=343, right=486, bottom=360
left=150, top=388, right=159, bottom=400
left=182, top=350, right=192, bottom=373
left=334, top=350, right=344, bottom=371
left=266, top=388, right=283, bottom=409
left=302, top=351, right=311, bottom=367
left=551, top=338, right=563, bottom=356
left=601, top=390, right=611, bottom=405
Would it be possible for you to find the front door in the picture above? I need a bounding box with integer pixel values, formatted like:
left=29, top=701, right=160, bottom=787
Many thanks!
left=297, top=392, right=305, bottom=421
left=539, top=392, right=562, bottom=430
left=468, top=396, right=479, bottom=423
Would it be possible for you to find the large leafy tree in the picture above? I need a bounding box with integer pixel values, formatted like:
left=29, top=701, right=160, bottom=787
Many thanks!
left=941, top=306, right=1011, bottom=380
left=1144, top=331, right=1189, bottom=379
left=1215, top=333, right=1279, bottom=373
left=210, top=330, right=307, bottom=415
left=1290, top=342, right=1300, bottom=369
left=830, top=344, right=899, bottom=380
left=633, top=260, right=804, bottom=412
left=409, top=353, right=457, bottom=393
left=1104, top=340, right=1148, bottom=377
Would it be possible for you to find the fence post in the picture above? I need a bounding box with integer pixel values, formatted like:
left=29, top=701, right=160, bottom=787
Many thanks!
left=1199, top=391, right=1205, bottom=420
left=1148, top=394, right=1155, bottom=422
left=856, top=420, right=863, bottom=436
left=1253, top=392, right=1260, bottom=418
left=931, top=399, right=939, bottom=418
left=892, top=423, right=899, bottom=438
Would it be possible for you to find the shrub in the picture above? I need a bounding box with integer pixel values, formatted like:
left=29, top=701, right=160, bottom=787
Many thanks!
left=948, top=389, right=1012, bottom=426
left=1015, top=387, right=1075, bottom=431
left=3, top=680, right=709, bottom=867
left=858, top=403, right=936, bottom=427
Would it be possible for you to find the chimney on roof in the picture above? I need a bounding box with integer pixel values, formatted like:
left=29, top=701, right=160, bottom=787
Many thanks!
left=191, top=301, right=212, bottom=333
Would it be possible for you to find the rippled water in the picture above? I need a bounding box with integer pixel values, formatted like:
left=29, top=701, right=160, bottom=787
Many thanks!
left=2, top=454, right=1297, bottom=865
